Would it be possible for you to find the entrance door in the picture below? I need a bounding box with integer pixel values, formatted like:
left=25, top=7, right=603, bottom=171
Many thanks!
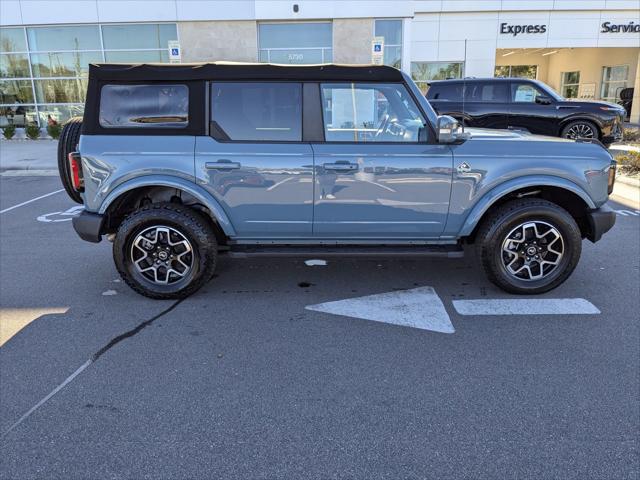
left=312, top=82, right=453, bottom=238
left=195, top=82, right=314, bottom=238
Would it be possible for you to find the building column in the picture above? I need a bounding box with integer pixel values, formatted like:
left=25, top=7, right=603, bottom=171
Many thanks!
left=401, top=17, right=412, bottom=74
left=630, top=51, right=640, bottom=124
left=333, top=19, right=373, bottom=64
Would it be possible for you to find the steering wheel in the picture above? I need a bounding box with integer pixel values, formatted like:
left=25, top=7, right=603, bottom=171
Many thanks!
left=374, top=114, right=391, bottom=140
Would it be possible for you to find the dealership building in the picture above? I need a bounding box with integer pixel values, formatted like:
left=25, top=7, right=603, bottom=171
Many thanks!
left=1, top=0, right=639, bottom=128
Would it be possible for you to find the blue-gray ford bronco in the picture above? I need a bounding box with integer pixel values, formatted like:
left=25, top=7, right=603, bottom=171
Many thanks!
left=58, top=63, right=616, bottom=299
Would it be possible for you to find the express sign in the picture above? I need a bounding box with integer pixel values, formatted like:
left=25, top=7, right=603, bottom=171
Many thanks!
left=500, top=23, right=547, bottom=36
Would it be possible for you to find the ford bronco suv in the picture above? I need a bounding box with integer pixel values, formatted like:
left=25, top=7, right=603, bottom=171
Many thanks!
left=58, top=62, right=616, bottom=299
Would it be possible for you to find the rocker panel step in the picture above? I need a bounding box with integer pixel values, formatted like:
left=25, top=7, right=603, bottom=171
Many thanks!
left=226, top=245, right=464, bottom=258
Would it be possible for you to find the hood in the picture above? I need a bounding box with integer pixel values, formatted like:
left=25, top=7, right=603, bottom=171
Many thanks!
left=465, top=127, right=575, bottom=143
left=556, top=99, right=625, bottom=112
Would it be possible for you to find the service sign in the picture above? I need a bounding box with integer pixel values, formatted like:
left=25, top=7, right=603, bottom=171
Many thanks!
left=168, top=40, right=181, bottom=63
left=371, top=36, right=384, bottom=65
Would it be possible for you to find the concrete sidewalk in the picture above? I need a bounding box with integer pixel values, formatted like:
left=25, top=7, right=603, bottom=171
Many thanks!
left=0, top=140, right=57, bottom=171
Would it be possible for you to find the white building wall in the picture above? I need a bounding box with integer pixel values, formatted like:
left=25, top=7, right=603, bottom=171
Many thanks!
left=411, top=7, right=639, bottom=78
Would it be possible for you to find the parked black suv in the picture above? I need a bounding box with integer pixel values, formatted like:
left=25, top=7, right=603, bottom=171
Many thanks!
left=426, top=78, right=625, bottom=146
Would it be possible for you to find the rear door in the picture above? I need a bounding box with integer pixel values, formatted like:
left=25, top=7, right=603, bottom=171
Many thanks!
left=195, top=82, right=314, bottom=238
left=462, top=81, right=509, bottom=129
left=311, top=82, right=453, bottom=238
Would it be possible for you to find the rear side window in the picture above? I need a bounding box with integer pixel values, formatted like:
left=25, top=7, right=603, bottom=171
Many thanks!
left=99, top=84, right=188, bottom=128
left=211, top=82, right=302, bottom=142
left=465, top=82, right=509, bottom=102
left=427, top=83, right=463, bottom=101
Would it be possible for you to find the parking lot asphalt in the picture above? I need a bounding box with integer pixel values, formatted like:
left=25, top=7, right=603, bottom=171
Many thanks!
left=0, top=175, right=639, bottom=480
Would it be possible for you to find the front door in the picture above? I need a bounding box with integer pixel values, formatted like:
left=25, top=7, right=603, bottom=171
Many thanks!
left=312, top=82, right=453, bottom=238
left=508, top=81, right=559, bottom=136
left=195, top=82, right=314, bottom=238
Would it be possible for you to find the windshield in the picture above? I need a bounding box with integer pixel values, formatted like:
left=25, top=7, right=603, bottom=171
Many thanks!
left=535, top=81, right=564, bottom=101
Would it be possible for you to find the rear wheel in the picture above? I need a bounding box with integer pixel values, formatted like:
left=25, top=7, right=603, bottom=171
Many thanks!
left=476, top=199, right=582, bottom=294
left=57, top=117, right=83, bottom=203
left=561, top=120, right=598, bottom=141
left=113, top=203, right=217, bottom=299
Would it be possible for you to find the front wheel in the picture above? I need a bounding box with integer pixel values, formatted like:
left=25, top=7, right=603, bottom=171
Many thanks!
left=561, top=120, right=599, bottom=141
left=476, top=199, right=582, bottom=294
left=113, top=203, right=217, bottom=299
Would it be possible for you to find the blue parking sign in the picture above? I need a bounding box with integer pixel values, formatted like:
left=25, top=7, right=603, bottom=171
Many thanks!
left=171, top=48, right=179, bottom=56
left=374, top=44, right=382, bottom=52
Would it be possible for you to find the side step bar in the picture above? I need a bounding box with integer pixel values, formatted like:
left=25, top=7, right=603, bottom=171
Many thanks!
left=226, top=245, right=464, bottom=258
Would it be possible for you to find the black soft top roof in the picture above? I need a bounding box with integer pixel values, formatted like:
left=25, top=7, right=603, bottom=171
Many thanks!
left=88, top=62, right=405, bottom=82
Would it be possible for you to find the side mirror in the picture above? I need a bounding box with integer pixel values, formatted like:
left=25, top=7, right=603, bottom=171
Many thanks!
left=436, top=115, right=463, bottom=144
left=535, top=95, right=552, bottom=105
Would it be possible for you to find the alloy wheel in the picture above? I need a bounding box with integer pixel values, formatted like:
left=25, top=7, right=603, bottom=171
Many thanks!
left=130, top=225, right=194, bottom=285
left=565, top=123, right=595, bottom=139
left=500, top=221, right=564, bottom=281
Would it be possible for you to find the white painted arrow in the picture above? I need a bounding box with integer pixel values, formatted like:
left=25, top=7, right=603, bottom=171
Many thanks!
left=306, top=286, right=455, bottom=333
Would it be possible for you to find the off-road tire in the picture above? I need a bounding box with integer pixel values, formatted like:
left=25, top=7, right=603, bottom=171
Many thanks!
left=113, top=203, right=217, bottom=299
left=476, top=199, right=582, bottom=294
left=560, top=119, right=599, bottom=141
left=57, top=117, right=83, bottom=203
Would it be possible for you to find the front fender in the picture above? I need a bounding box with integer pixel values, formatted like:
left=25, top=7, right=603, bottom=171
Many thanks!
left=458, top=175, right=596, bottom=237
left=98, top=175, right=237, bottom=237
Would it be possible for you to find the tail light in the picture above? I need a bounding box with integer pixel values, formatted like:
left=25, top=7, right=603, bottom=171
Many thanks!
left=68, top=152, right=84, bottom=192
left=608, top=160, right=617, bottom=195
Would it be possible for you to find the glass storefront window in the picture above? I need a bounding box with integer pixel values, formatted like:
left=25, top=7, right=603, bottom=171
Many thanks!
left=601, top=65, right=629, bottom=102
left=101, top=24, right=177, bottom=50
left=561, top=71, right=580, bottom=98
left=495, top=65, right=538, bottom=79
left=0, top=28, right=27, bottom=53
left=34, top=78, right=88, bottom=103
left=104, top=50, right=169, bottom=63
left=258, top=23, right=332, bottom=64
left=0, top=105, right=37, bottom=127
left=411, top=62, right=463, bottom=93
left=0, top=23, right=177, bottom=128
left=374, top=20, right=402, bottom=69
left=0, top=80, right=34, bottom=103
left=30, top=51, right=102, bottom=78
left=37, top=104, right=84, bottom=125
left=27, top=26, right=101, bottom=52
left=0, top=54, right=30, bottom=78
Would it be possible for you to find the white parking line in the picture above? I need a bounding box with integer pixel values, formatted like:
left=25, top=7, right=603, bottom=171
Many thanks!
left=0, top=189, right=64, bottom=214
left=306, top=286, right=455, bottom=333
left=452, top=298, right=600, bottom=316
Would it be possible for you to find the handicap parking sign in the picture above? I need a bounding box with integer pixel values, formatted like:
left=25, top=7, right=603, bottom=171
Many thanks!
left=171, top=48, right=179, bottom=56
left=374, top=44, right=382, bottom=52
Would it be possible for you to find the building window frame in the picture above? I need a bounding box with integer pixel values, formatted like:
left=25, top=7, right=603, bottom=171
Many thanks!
left=494, top=64, right=538, bottom=79
left=257, top=21, right=333, bottom=64
left=374, top=19, right=403, bottom=69
left=410, top=61, right=464, bottom=94
left=601, top=64, right=629, bottom=102
left=560, top=71, right=580, bottom=98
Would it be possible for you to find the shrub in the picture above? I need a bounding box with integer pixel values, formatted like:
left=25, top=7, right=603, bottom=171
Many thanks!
left=2, top=124, right=16, bottom=139
left=47, top=123, right=62, bottom=139
left=622, top=128, right=640, bottom=144
left=617, top=150, right=640, bottom=176
left=25, top=124, right=41, bottom=140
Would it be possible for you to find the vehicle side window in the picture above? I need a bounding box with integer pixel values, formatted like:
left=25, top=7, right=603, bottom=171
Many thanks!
left=320, top=83, right=426, bottom=143
left=210, top=82, right=302, bottom=142
left=99, top=84, right=188, bottom=128
left=465, top=82, right=508, bottom=103
left=511, top=83, right=544, bottom=103
left=428, top=83, right=463, bottom=101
